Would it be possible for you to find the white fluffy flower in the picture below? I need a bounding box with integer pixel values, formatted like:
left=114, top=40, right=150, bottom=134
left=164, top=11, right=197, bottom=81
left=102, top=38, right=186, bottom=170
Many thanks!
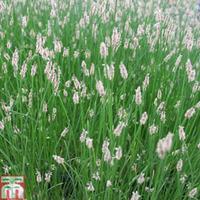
left=0, top=121, right=4, bottom=130
left=96, top=80, right=106, bottom=97
left=86, top=182, right=95, bottom=191
left=156, top=132, right=173, bottom=159
left=53, top=155, right=64, bottom=165
left=140, top=112, right=148, bottom=125
left=104, top=64, right=115, bottom=80
left=106, top=180, right=112, bottom=187
left=135, top=86, right=142, bottom=105
left=149, top=124, right=158, bottom=135
left=188, top=188, right=198, bottom=198
left=80, top=129, right=88, bottom=143
left=176, top=159, right=183, bottom=172
left=61, top=127, right=69, bottom=137
left=100, top=42, right=108, bottom=58
left=115, top=146, right=122, bottom=160
left=113, top=122, right=125, bottom=136
left=137, top=173, right=145, bottom=184
left=86, top=137, right=93, bottom=149
left=73, top=92, right=79, bottom=104
left=36, top=170, right=42, bottom=183
left=130, top=191, right=141, bottom=200
left=185, top=107, right=196, bottom=119
left=119, top=63, right=128, bottom=79
left=178, top=126, right=186, bottom=141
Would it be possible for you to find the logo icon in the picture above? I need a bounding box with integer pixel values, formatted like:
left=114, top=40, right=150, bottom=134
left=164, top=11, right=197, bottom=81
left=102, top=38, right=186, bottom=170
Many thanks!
left=0, top=176, right=25, bottom=200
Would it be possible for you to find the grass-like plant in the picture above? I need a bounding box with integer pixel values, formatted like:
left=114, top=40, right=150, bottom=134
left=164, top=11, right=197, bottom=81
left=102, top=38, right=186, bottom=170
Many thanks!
left=0, top=0, right=200, bottom=199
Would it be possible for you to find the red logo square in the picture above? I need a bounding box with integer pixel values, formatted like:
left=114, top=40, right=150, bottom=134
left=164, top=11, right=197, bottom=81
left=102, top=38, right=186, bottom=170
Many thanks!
left=0, top=176, right=25, bottom=200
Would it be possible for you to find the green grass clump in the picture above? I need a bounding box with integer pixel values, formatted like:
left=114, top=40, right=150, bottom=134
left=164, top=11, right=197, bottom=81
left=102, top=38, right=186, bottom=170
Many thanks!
left=0, top=0, right=200, bottom=199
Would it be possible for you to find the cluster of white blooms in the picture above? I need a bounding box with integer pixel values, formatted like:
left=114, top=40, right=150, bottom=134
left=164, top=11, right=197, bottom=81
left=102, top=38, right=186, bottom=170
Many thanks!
left=137, top=173, right=145, bottom=184
left=96, top=80, right=106, bottom=97
left=36, top=170, right=42, bottom=183
left=183, top=27, right=194, bottom=51
left=130, top=191, right=141, bottom=200
left=185, top=59, right=196, bottom=82
left=20, top=62, right=27, bottom=79
left=81, top=61, right=89, bottom=77
left=92, top=171, right=100, bottom=181
left=175, top=54, right=182, bottom=67
left=111, top=27, right=121, bottom=51
left=113, top=121, right=125, bottom=136
left=31, top=64, right=37, bottom=77
left=178, top=126, right=186, bottom=141
left=80, top=129, right=93, bottom=149
left=188, top=188, right=198, bottom=198
left=106, top=180, right=112, bottom=188
left=156, top=101, right=166, bottom=123
left=115, top=146, right=123, bottom=160
left=63, top=47, right=69, bottom=57
left=140, top=112, right=148, bottom=125
left=119, top=63, right=128, bottom=79
left=0, top=121, right=4, bottom=130
left=36, top=34, right=48, bottom=59
left=192, top=82, right=200, bottom=94
left=0, top=1, right=5, bottom=13
left=90, top=63, right=95, bottom=75
left=156, top=132, right=173, bottom=159
left=51, top=108, right=57, bottom=121
left=135, top=86, right=142, bottom=105
left=185, top=107, right=196, bottom=119
left=28, top=90, right=33, bottom=108
left=12, top=49, right=19, bottom=77
left=117, top=107, right=128, bottom=120
left=176, top=159, right=183, bottom=172
left=86, top=137, right=93, bottom=149
left=53, top=155, right=65, bottom=165
left=60, top=127, right=69, bottom=137
left=100, top=42, right=108, bottom=58
left=54, top=39, right=63, bottom=53
left=44, top=61, right=61, bottom=94
left=86, top=182, right=95, bottom=191
left=45, top=171, right=52, bottom=183
left=104, top=64, right=115, bottom=80
left=80, top=129, right=88, bottom=143
left=164, top=50, right=176, bottom=63
left=42, top=102, right=48, bottom=113
left=73, top=91, right=79, bottom=104
left=68, top=76, right=89, bottom=103
left=142, top=74, right=150, bottom=90
left=21, top=16, right=28, bottom=28
left=102, top=139, right=112, bottom=164
left=196, top=101, right=200, bottom=109
left=2, top=165, right=11, bottom=174
left=149, top=124, right=158, bottom=135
